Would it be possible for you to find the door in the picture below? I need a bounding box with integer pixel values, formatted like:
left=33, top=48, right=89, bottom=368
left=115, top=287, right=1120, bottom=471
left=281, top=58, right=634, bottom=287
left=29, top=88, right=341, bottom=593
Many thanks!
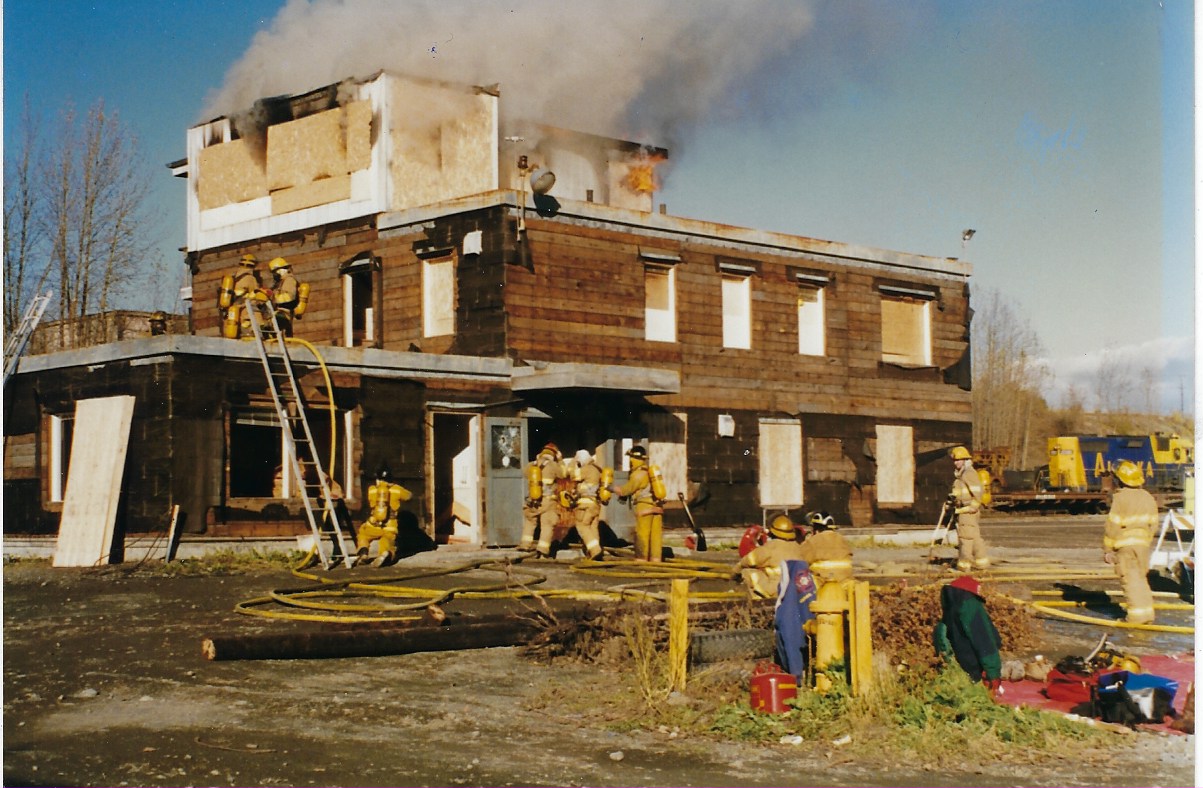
left=484, top=417, right=527, bottom=546
left=432, top=413, right=481, bottom=545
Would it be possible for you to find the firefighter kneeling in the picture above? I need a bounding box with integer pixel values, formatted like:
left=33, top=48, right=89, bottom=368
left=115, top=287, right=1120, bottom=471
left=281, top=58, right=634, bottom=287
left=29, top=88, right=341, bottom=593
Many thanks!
left=355, top=468, right=412, bottom=567
left=736, top=515, right=805, bottom=599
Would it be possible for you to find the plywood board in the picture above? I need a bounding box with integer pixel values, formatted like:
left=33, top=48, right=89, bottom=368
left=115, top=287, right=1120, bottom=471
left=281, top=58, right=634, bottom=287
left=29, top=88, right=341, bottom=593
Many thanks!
left=758, top=419, right=803, bottom=508
left=53, top=396, right=136, bottom=567
left=198, top=139, right=267, bottom=209
left=875, top=424, right=915, bottom=504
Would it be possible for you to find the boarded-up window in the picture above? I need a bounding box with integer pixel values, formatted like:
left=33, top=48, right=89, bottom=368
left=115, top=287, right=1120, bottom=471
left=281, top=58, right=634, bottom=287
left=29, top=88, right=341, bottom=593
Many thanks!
left=423, top=256, right=456, bottom=337
left=798, top=284, right=825, bottom=356
left=644, top=265, right=676, bottom=343
left=881, top=295, right=931, bottom=366
left=875, top=424, right=915, bottom=505
left=759, top=419, right=803, bottom=508
left=721, top=274, right=751, bottom=349
left=646, top=411, right=687, bottom=499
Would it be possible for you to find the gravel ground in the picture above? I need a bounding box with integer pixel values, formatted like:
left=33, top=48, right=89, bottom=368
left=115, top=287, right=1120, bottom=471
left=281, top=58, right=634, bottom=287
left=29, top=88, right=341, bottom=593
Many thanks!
left=3, top=518, right=1196, bottom=787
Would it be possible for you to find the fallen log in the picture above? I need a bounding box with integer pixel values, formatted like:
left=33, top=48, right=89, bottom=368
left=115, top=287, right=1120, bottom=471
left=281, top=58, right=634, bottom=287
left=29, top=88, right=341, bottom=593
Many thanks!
left=202, top=619, right=542, bottom=661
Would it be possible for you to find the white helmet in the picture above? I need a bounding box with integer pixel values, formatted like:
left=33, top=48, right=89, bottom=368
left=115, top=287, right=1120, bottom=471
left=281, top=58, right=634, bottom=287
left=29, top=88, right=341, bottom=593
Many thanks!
left=574, top=449, right=592, bottom=465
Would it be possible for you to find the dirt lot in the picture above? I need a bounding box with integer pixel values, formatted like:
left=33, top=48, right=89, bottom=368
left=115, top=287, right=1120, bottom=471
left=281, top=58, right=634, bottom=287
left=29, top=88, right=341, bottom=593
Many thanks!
left=3, top=521, right=1196, bottom=787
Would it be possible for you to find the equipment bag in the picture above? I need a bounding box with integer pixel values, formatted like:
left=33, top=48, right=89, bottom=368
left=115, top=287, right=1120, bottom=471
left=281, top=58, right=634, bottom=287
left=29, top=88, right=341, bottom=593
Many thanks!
left=1044, top=667, right=1096, bottom=704
left=1093, top=670, right=1178, bottom=725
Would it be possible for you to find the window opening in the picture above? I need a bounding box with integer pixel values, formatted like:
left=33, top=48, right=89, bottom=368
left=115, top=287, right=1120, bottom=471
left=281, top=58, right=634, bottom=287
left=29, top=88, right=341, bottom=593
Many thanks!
left=49, top=414, right=75, bottom=503
left=644, top=264, right=676, bottom=343
left=721, top=273, right=752, bottom=349
left=797, top=283, right=826, bottom=356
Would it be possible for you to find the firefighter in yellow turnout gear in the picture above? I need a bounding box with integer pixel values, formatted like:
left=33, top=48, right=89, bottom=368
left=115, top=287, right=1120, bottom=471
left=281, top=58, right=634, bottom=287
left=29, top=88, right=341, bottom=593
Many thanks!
left=522, top=443, right=566, bottom=557
left=798, top=511, right=853, bottom=586
left=737, top=515, right=806, bottom=598
left=609, top=445, right=667, bottom=562
left=218, top=254, right=265, bottom=339
left=268, top=257, right=308, bottom=337
left=1103, top=460, right=1158, bottom=625
left=569, top=449, right=610, bottom=560
left=355, top=468, right=413, bottom=567
left=949, top=445, right=989, bottom=571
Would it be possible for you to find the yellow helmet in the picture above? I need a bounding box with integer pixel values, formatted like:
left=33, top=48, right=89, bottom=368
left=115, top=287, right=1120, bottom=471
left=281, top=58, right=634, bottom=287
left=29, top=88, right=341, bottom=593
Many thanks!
left=1114, top=460, right=1145, bottom=488
left=239, top=254, right=257, bottom=266
left=769, top=515, right=796, bottom=540
left=269, top=257, right=289, bottom=273
left=950, top=446, right=972, bottom=461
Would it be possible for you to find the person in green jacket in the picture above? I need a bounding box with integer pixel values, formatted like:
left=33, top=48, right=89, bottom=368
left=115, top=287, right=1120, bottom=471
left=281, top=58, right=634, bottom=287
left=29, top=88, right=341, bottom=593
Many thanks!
left=933, top=574, right=1003, bottom=698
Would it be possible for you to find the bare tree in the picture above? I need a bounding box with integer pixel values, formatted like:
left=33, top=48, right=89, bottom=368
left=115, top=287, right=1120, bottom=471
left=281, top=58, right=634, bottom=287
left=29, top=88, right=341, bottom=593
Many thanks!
left=3, top=101, right=47, bottom=333
left=1091, top=347, right=1135, bottom=414
left=971, top=288, right=1050, bottom=467
left=42, top=100, right=158, bottom=329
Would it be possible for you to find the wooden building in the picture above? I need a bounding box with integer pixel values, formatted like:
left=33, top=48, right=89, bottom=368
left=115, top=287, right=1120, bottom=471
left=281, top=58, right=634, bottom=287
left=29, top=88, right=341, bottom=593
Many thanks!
left=3, top=71, right=974, bottom=546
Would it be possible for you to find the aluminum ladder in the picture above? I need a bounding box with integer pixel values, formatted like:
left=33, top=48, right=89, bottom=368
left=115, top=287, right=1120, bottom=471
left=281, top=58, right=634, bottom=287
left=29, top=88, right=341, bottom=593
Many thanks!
left=244, top=297, right=354, bottom=569
left=3, top=291, right=53, bottom=385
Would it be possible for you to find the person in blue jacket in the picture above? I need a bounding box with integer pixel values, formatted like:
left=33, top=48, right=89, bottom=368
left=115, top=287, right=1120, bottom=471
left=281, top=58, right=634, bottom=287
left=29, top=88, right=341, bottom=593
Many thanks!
left=933, top=574, right=1003, bottom=698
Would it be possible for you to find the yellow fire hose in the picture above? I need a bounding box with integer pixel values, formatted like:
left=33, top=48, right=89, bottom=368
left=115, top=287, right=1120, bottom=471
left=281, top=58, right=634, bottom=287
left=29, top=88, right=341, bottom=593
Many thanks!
left=238, top=554, right=744, bottom=623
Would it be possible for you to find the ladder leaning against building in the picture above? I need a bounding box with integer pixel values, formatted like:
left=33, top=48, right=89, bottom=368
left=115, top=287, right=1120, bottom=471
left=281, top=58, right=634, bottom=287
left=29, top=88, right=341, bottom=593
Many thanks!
left=244, top=296, right=355, bottom=569
left=3, top=291, right=53, bottom=386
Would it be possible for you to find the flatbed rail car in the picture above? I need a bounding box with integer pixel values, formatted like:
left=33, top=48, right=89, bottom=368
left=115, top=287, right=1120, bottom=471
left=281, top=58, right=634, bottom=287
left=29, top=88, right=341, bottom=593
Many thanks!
left=986, top=486, right=1184, bottom=514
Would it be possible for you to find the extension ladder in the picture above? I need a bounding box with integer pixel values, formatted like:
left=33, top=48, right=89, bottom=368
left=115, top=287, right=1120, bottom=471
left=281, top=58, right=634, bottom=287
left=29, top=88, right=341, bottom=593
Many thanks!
left=245, top=297, right=354, bottom=569
left=3, top=291, right=53, bottom=385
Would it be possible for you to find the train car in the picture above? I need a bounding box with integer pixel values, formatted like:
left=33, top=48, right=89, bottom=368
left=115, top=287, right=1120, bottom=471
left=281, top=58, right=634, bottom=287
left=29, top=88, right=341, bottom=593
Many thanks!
left=1047, top=433, right=1193, bottom=492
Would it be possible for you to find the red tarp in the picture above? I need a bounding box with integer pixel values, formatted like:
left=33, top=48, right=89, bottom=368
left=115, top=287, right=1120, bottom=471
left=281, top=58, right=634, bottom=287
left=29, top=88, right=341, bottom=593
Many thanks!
left=997, top=653, right=1194, bottom=734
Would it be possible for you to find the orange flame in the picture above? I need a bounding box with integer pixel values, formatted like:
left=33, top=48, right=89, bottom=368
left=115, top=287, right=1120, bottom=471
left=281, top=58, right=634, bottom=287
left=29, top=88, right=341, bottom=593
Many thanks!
left=625, top=153, right=666, bottom=194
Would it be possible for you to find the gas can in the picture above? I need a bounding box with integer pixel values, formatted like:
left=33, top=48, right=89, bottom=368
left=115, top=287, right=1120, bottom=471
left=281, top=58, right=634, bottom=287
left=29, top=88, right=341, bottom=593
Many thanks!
left=749, top=671, right=797, bottom=714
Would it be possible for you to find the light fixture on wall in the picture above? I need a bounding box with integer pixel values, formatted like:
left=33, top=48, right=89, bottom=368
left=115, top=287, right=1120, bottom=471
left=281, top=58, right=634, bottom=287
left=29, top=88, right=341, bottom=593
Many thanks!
left=530, top=168, right=556, bottom=195
left=717, top=414, right=735, bottom=438
left=516, top=157, right=558, bottom=238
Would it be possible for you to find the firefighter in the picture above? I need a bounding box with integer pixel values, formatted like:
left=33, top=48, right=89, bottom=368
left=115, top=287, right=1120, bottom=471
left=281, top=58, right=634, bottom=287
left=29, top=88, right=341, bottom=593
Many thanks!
left=949, top=445, right=989, bottom=571
left=798, top=511, right=853, bottom=586
left=608, top=445, right=667, bottom=562
left=149, top=311, right=168, bottom=336
left=355, top=467, right=413, bottom=567
left=933, top=575, right=1003, bottom=698
left=521, top=443, right=566, bottom=557
left=569, top=449, right=608, bottom=560
left=1103, top=460, right=1158, bottom=625
left=269, top=257, right=303, bottom=336
left=736, top=514, right=806, bottom=598
left=218, top=254, right=263, bottom=338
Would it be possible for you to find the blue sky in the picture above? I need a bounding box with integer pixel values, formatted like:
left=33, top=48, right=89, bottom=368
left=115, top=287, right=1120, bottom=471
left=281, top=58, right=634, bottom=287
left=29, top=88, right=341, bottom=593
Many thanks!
left=3, top=0, right=1195, bottom=414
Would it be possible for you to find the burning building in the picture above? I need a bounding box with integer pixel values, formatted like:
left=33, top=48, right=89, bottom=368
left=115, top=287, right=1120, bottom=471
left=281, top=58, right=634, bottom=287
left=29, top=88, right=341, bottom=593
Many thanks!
left=4, top=71, right=973, bottom=547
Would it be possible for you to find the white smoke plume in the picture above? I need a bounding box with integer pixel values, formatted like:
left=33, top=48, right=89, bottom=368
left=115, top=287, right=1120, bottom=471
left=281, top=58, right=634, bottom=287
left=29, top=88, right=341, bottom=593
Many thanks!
left=201, top=0, right=816, bottom=146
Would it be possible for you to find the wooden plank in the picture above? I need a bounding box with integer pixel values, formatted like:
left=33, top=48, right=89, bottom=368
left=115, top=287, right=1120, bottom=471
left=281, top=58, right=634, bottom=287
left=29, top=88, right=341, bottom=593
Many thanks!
left=53, top=395, right=136, bottom=568
left=165, top=504, right=183, bottom=563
